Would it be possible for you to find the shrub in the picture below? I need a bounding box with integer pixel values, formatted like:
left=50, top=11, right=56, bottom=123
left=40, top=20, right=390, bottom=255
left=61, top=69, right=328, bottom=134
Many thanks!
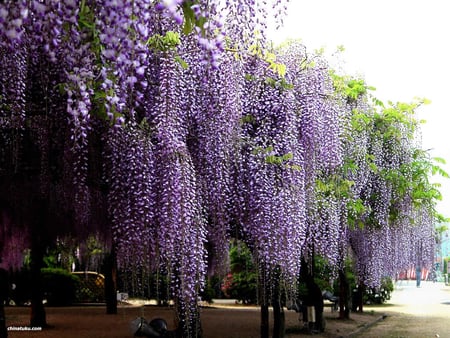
left=41, top=268, right=80, bottom=306
left=364, top=276, right=393, bottom=304
left=222, top=241, right=258, bottom=304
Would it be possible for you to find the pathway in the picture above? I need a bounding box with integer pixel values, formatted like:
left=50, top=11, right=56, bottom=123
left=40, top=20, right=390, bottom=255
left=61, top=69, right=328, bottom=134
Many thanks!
left=358, top=280, right=450, bottom=337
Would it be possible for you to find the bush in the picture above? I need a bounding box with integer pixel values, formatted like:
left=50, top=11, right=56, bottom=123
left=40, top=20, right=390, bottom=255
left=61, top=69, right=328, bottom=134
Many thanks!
left=228, top=271, right=257, bottom=304
left=222, top=241, right=258, bottom=304
left=201, top=276, right=222, bottom=303
left=364, top=277, right=393, bottom=304
left=41, top=268, right=80, bottom=306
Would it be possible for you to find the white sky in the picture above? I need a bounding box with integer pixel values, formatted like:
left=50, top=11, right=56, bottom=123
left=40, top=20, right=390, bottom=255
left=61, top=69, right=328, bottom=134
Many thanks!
left=268, top=0, right=450, bottom=216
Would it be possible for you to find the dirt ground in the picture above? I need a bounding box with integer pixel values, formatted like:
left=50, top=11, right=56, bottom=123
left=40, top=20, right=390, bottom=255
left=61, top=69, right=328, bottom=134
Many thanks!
left=354, top=281, right=450, bottom=338
left=4, top=303, right=380, bottom=338
left=7, top=280, right=448, bottom=337
left=356, top=312, right=448, bottom=338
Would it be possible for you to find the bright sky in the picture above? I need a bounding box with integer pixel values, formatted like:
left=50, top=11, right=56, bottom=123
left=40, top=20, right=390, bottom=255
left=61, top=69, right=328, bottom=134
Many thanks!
left=268, top=0, right=450, bottom=216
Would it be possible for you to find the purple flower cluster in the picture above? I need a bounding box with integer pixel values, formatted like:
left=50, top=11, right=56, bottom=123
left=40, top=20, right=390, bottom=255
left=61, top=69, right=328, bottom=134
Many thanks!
left=0, top=210, right=29, bottom=270
left=0, top=0, right=28, bottom=49
left=345, top=99, right=437, bottom=287
left=106, top=125, right=155, bottom=269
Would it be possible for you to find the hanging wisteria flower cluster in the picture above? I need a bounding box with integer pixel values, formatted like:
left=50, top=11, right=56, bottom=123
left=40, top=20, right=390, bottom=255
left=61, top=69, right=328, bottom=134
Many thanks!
left=346, top=98, right=438, bottom=288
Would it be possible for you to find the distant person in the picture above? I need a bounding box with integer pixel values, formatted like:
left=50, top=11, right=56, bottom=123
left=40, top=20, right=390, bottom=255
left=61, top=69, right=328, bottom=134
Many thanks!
left=416, top=266, right=421, bottom=287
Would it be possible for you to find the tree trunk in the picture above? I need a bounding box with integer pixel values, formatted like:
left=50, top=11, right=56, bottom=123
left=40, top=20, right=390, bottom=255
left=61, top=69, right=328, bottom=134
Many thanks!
left=272, top=299, right=285, bottom=338
left=104, top=248, right=117, bottom=314
left=260, top=303, right=269, bottom=338
left=29, top=199, right=48, bottom=328
left=338, top=268, right=350, bottom=320
left=0, top=268, right=8, bottom=338
left=29, top=245, right=46, bottom=328
left=0, top=304, right=6, bottom=338
left=272, top=268, right=285, bottom=338
left=357, top=283, right=364, bottom=313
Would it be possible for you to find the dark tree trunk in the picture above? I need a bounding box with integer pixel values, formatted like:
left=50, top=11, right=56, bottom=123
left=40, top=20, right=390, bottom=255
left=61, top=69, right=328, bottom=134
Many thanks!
left=29, top=199, right=48, bottom=328
left=104, top=248, right=117, bottom=314
left=260, top=303, right=269, bottom=338
left=29, top=245, right=46, bottom=328
left=300, top=255, right=325, bottom=332
left=272, top=299, right=285, bottom=338
left=0, top=268, right=8, bottom=338
left=338, top=269, right=350, bottom=320
left=356, top=283, right=364, bottom=313
left=272, top=268, right=285, bottom=338
left=0, top=304, right=6, bottom=338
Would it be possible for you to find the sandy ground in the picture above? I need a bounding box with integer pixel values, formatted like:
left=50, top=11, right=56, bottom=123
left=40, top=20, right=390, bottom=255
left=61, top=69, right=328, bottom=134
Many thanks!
left=7, top=280, right=447, bottom=338
left=13, top=281, right=450, bottom=338
left=5, top=303, right=378, bottom=338
left=355, top=280, right=450, bottom=338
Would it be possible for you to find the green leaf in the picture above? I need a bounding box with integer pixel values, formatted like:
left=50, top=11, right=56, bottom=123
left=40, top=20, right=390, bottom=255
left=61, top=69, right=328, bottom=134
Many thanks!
left=282, top=152, right=293, bottom=161
left=181, top=2, right=195, bottom=35
left=433, top=157, right=446, bottom=164
left=174, top=55, right=189, bottom=69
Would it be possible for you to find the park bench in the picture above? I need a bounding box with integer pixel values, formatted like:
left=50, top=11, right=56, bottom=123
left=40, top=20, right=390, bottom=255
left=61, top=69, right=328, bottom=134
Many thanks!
left=286, top=290, right=339, bottom=313
left=322, top=290, right=338, bottom=312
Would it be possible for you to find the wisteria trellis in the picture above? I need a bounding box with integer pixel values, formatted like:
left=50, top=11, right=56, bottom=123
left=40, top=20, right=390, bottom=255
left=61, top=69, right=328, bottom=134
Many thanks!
left=0, top=0, right=441, bottom=336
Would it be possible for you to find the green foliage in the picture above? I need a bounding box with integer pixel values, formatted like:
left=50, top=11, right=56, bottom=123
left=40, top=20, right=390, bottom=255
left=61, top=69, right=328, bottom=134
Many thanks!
left=265, top=151, right=294, bottom=166
left=312, top=255, right=336, bottom=292
left=347, top=198, right=367, bottom=229
left=345, top=79, right=369, bottom=101
left=41, top=268, right=80, bottom=306
left=264, top=76, right=294, bottom=90
left=330, top=71, right=374, bottom=102
left=444, top=257, right=449, bottom=275
left=147, top=31, right=181, bottom=52
left=240, top=113, right=256, bottom=125
left=409, top=149, right=449, bottom=221
left=373, top=99, right=427, bottom=141
left=332, top=258, right=356, bottom=296
left=350, top=109, right=372, bottom=133
left=364, top=277, right=393, bottom=304
left=316, top=174, right=354, bottom=198
left=228, top=272, right=257, bottom=304
left=78, top=0, right=101, bottom=58
left=225, top=241, right=257, bottom=304
left=249, top=145, right=300, bottom=170
left=181, top=1, right=207, bottom=35
left=298, top=255, right=342, bottom=301
left=200, top=276, right=222, bottom=303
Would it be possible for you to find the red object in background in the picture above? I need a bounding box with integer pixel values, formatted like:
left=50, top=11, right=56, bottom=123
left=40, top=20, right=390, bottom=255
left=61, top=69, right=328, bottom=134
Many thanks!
left=398, top=267, right=429, bottom=280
